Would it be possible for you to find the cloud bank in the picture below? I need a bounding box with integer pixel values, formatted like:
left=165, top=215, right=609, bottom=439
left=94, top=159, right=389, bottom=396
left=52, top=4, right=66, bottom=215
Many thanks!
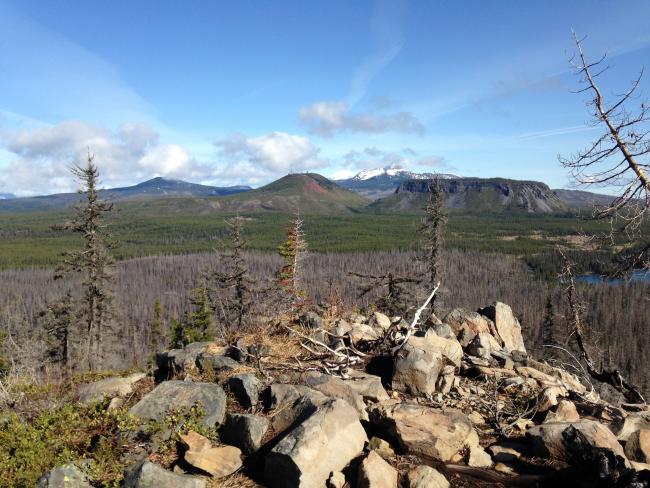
left=299, top=101, right=424, bottom=137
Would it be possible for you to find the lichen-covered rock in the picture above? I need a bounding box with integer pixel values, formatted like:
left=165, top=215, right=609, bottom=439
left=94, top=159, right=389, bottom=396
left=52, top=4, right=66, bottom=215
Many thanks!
left=265, top=398, right=367, bottom=488
left=124, top=460, right=206, bottom=488
left=370, top=401, right=479, bottom=462
left=129, top=380, right=226, bottom=427
left=37, top=463, right=93, bottom=488
left=357, top=450, right=398, bottom=488
left=77, top=373, right=146, bottom=404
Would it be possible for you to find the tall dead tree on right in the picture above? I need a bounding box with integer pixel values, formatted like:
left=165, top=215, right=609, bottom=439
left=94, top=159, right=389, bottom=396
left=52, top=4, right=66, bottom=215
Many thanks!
left=560, top=33, right=650, bottom=273
left=419, top=178, right=447, bottom=313
left=560, top=251, right=645, bottom=404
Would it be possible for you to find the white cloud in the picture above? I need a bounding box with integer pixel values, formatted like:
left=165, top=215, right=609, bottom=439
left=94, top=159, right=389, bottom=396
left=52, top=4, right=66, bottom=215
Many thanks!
left=299, top=101, right=424, bottom=137
left=213, top=131, right=328, bottom=185
left=0, top=121, right=203, bottom=196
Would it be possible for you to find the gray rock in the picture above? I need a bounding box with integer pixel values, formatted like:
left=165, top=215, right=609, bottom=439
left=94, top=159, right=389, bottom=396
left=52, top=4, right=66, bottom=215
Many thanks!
left=442, top=308, right=492, bottom=347
left=625, top=429, right=650, bottom=464
left=77, top=372, right=146, bottom=404
left=302, top=371, right=367, bottom=419
left=357, top=450, right=398, bottom=488
left=129, top=380, right=227, bottom=427
left=344, top=370, right=389, bottom=403
left=370, top=401, right=479, bottom=462
left=155, top=342, right=221, bottom=380
left=195, top=353, right=239, bottom=374
left=265, top=383, right=328, bottom=433
left=466, top=333, right=492, bottom=359
left=220, top=413, right=270, bottom=454
left=407, top=465, right=449, bottom=488
left=37, top=463, right=92, bottom=488
left=527, top=419, right=627, bottom=461
left=478, top=302, right=526, bottom=353
left=227, top=373, right=261, bottom=408
left=124, top=460, right=206, bottom=488
left=265, top=398, right=367, bottom=488
left=431, top=323, right=454, bottom=339
left=370, top=311, right=392, bottom=331
left=392, top=335, right=444, bottom=396
left=231, top=338, right=249, bottom=362
left=615, top=411, right=650, bottom=442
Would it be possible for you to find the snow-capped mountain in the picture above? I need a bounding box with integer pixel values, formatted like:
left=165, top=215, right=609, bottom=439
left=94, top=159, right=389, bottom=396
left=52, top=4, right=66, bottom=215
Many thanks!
left=337, top=167, right=458, bottom=200
left=350, top=167, right=456, bottom=181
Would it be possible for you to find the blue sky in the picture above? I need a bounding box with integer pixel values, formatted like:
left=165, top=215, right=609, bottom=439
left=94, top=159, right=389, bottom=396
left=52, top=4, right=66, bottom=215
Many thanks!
left=1, top=0, right=649, bottom=196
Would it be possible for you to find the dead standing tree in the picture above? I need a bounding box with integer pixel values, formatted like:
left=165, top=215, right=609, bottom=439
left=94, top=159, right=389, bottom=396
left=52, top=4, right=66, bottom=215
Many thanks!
left=560, top=250, right=645, bottom=404
left=419, top=178, right=447, bottom=313
left=560, top=32, right=650, bottom=272
left=55, top=154, right=116, bottom=371
left=349, top=271, right=419, bottom=317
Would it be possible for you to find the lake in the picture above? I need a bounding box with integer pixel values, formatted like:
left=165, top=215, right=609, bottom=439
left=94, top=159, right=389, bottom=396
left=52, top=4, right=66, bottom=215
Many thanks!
left=576, top=269, right=650, bottom=285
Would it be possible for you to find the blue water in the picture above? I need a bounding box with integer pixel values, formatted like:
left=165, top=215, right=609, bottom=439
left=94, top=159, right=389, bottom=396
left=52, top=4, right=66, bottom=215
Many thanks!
left=576, top=269, right=650, bottom=285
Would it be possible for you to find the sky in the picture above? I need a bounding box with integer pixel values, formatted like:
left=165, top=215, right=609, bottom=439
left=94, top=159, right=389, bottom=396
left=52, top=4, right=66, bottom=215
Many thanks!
left=1, top=0, right=649, bottom=196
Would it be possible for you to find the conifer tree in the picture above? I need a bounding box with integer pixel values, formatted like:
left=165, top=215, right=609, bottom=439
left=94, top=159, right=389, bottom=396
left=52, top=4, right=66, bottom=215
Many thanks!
left=56, top=154, right=116, bottom=370
left=277, top=216, right=307, bottom=305
left=540, top=292, right=560, bottom=361
left=420, top=178, right=447, bottom=312
left=170, top=286, right=214, bottom=348
left=212, top=216, right=254, bottom=329
left=41, top=291, right=75, bottom=377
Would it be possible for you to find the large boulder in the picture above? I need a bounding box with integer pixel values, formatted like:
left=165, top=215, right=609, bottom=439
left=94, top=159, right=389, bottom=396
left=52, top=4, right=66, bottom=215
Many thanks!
left=615, top=411, right=650, bottom=442
left=124, top=460, right=206, bottom=488
left=37, top=463, right=93, bottom=488
left=478, top=302, right=526, bottom=353
left=369, top=401, right=479, bottom=462
left=77, top=373, right=146, bottom=404
left=392, top=336, right=444, bottom=396
left=344, top=370, right=390, bottom=403
left=129, top=380, right=227, bottom=427
left=442, top=308, right=492, bottom=347
left=265, top=398, right=367, bottom=488
left=407, top=465, right=449, bottom=488
left=226, top=373, right=262, bottom=408
left=357, top=450, right=398, bottom=488
left=265, top=383, right=328, bottom=433
left=302, top=371, right=367, bottom=419
left=527, top=419, right=626, bottom=461
left=220, top=413, right=270, bottom=454
left=625, top=429, right=650, bottom=463
left=422, top=330, right=463, bottom=367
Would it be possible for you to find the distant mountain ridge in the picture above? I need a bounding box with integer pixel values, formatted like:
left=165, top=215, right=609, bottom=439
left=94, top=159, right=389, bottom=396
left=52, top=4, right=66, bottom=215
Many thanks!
left=336, top=167, right=458, bottom=200
left=0, top=177, right=251, bottom=213
left=371, top=177, right=568, bottom=214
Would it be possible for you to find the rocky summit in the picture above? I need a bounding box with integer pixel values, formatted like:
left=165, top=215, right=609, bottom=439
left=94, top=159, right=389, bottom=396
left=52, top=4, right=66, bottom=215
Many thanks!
left=40, top=301, right=650, bottom=488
